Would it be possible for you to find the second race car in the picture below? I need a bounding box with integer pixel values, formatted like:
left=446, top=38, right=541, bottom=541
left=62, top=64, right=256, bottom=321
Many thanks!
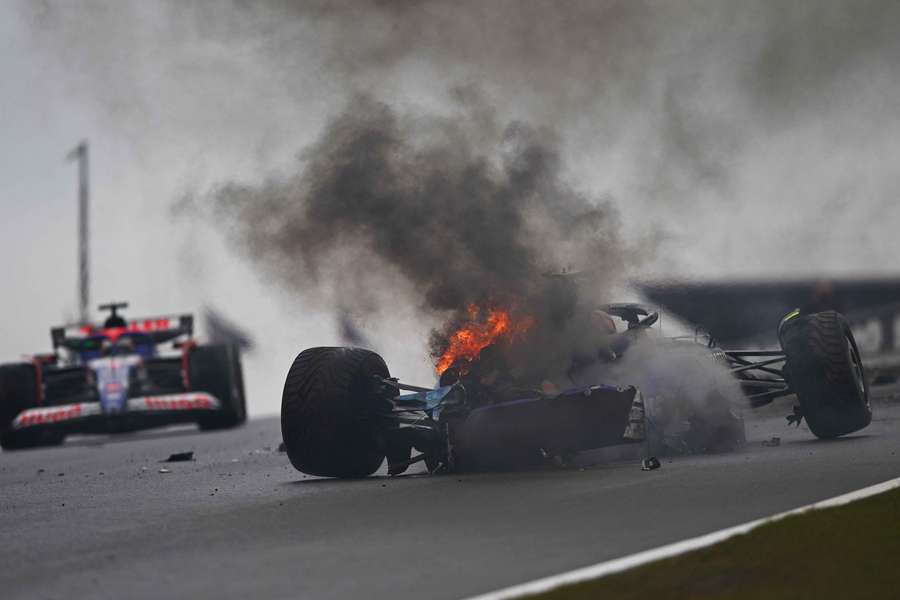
left=0, top=302, right=246, bottom=450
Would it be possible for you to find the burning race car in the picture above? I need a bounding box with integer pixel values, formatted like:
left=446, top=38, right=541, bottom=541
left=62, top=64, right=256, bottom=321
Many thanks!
left=0, top=303, right=246, bottom=450
left=280, top=304, right=870, bottom=478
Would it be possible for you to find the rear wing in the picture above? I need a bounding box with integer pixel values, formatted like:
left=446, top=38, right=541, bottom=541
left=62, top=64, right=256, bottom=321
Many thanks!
left=51, top=314, right=194, bottom=351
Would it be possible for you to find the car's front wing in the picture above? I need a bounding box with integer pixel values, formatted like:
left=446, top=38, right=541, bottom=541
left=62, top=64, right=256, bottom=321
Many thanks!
left=10, top=392, right=221, bottom=433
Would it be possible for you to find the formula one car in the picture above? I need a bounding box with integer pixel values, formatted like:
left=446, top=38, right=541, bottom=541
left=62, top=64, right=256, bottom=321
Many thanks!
left=0, top=303, right=246, bottom=450
left=280, top=306, right=870, bottom=478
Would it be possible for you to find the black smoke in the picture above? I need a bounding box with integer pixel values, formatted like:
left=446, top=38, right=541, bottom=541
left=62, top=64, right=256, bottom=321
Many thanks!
left=201, top=92, right=635, bottom=368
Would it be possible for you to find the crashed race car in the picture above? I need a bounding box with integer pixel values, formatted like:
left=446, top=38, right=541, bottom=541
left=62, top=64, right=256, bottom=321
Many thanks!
left=0, top=302, right=246, bottom=450
left=280, top=304, right=870, bottom=478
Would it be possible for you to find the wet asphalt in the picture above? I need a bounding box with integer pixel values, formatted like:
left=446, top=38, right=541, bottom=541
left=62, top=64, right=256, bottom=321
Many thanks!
left=1, top=390, right=899, bottom=600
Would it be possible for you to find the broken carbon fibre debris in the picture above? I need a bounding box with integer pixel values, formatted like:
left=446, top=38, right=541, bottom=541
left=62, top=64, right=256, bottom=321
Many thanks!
left=641, top=457, right=661, bottom=471
left=162, top=451, right=194, bottom=462
left=787, top=405, right=804, bottom=427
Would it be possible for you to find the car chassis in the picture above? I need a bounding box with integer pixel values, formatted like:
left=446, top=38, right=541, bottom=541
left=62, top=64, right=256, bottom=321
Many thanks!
left=280, top=306, right=872, bottom=478
left=372, top=346, right=796, bottom=475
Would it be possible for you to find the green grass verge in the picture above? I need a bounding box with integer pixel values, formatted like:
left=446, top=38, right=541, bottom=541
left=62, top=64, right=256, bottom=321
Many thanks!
left=529, top=487, right=900, bottom=600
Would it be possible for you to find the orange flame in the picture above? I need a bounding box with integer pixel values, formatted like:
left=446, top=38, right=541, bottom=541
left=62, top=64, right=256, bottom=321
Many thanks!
left=435, top=305, right=535, bottom=375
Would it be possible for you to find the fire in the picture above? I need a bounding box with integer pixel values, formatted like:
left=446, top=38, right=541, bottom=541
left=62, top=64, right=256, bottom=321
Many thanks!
left=435, top=305, right=535, bottom=375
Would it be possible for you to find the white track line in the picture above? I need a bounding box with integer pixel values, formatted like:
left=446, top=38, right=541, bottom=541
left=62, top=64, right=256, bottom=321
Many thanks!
left=465, top=476, right=900, bottom=600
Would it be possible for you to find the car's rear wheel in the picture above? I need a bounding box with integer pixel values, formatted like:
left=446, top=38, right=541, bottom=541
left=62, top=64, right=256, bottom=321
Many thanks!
left=0, top=364, right=36, bottom=427
left=281, top=347, right=393, bottom=478
left=780, top=310, right=871, bottom=439
left=190, top=345, right=247, bottom=430
left=0, top=363, right=66, bottom=450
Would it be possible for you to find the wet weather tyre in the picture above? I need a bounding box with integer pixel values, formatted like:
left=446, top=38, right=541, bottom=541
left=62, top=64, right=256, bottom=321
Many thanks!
left=0, top=364, right=36, bottom=428
left=0, top=363, right=65, bottom=450
left=780, top=311, right=871, bottom=439
left=190, top=345, right=247, bottom=430
left=281, top=347, right=392, bottom=478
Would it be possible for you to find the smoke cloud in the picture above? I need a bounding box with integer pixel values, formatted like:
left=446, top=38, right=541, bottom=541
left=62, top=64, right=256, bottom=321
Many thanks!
left=198, top=90, right=638, bottom=369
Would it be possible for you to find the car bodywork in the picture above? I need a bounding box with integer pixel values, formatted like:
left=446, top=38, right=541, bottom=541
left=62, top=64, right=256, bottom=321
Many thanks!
left=383, top=378, right=646, bottom=474
left=379, top=304, right=742, bottom=474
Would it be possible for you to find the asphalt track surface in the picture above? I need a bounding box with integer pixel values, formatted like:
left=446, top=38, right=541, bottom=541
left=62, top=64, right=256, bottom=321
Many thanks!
left=2, top=391, right=899, bottom=600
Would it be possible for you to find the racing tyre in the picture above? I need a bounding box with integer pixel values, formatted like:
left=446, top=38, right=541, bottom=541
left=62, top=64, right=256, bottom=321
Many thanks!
left=780, top=311, right=871, bottom=439
left=190, top=345, right=247, bottom=430
left=281, top=347, right=393, bottom=478
left=0, top=363, right=65, bottom=450
left=0, top=363, right=36, bottom=428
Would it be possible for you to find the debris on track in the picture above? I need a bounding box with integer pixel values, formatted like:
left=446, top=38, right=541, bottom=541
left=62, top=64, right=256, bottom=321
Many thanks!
left=641, top=457, right=661, bottom=471
left=162, top=451, right=194, bottom=462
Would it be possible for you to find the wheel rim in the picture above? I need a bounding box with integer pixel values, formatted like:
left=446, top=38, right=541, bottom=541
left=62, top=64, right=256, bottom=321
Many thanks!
left=847, top=336, right=866, bottom=400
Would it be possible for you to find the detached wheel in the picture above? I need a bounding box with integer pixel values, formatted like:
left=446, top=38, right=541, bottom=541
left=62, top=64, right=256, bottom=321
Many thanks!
left=281, top=347, right=393, bottom=478
left=190, top=345, right=247, bottom=430
left=780, top=311, right=871, bottom=439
